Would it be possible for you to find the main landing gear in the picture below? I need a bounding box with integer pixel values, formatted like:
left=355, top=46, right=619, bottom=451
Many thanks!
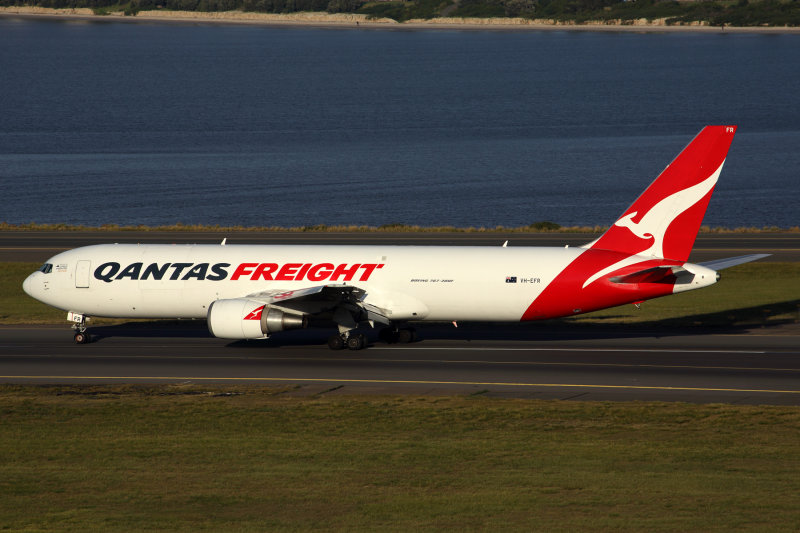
left=70, top=312, right=92, bottom=344
left=378, top=326, right=417, bottom=344
left=327, top=326, right=417, bottom=351
left=327, top=332, right=367, bottom=351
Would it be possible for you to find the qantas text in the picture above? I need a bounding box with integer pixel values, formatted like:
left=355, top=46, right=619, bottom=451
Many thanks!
left=94, top=262, right=385, bottom=283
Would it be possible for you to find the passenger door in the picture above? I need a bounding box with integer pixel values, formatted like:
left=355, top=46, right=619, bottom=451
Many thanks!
left=75, top=260, right=91, bottom=288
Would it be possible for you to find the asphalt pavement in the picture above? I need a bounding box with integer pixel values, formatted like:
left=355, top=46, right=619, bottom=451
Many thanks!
left=2, top=322, right=798, bottom=404
left=3, top=230, right=798, bottom=404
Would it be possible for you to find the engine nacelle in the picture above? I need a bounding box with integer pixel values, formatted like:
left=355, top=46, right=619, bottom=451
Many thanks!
left=207, top=298, right=307, bottom=339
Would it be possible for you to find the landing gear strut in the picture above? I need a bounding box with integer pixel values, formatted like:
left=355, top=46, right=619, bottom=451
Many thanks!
left=70, top=312, right=92, bottom=344
left=328, top=304, right=369, bottom=351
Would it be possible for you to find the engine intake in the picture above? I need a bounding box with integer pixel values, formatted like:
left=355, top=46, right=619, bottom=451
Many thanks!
left=207, top=298, right=307, bottom=339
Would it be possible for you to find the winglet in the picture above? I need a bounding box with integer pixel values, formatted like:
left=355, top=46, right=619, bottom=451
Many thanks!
left=585, top=126, right=737, bottom=261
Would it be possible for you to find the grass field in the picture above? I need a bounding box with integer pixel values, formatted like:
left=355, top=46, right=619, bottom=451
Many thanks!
left=2, top=262, right=798, bottom=327
left=2, top=260, right=799, bottom=531
left=1, top=385, right=800, bottom=532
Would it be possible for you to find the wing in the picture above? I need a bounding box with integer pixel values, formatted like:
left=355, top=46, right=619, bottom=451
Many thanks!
left=246, top=284, right=392, bottom=326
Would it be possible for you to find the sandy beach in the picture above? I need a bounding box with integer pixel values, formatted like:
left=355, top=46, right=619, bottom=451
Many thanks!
left=3, top=5, right=800, bottom=32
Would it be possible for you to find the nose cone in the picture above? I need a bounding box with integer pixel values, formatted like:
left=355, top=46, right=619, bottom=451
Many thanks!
left=22, top=272, right=37, bottom=298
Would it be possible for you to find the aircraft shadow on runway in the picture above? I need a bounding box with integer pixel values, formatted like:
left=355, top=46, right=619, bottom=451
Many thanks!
left=83, top=298, right=799, bottom=346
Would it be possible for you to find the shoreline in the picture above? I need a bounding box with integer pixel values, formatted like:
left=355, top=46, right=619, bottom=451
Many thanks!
left=3, top=6, right=800, bottom=32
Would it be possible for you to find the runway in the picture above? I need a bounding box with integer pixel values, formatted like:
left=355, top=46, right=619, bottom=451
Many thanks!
left=4, top=230, right=798, bottom=404
left=2, top=229, right=799, bottom=262
left=2, top=322, right=799, bottom=404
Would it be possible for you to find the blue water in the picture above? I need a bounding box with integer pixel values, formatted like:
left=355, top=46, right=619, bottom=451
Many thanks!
left=1, top=17, right=799, bottom=228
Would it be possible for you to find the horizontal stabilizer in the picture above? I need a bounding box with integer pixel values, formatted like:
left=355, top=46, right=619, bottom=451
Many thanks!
left=699, top=254, right=771, bottom=271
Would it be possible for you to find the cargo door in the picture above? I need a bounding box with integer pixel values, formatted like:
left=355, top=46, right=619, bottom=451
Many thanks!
left=75, top=260, right=91, bottom=288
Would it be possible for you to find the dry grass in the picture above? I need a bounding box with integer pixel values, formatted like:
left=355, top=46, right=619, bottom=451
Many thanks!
left=2, top=385, right=800, bottom=532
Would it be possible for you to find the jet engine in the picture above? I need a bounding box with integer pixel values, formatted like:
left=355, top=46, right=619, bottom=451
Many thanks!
left=207, top=298, right=307, bottom=339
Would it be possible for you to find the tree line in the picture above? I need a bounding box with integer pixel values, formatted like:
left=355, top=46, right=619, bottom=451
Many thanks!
left=2, top=0, right=799, bottom=26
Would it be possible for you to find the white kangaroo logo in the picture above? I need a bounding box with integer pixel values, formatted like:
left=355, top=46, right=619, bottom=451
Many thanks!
left=582, top=162, right=724, bottom=289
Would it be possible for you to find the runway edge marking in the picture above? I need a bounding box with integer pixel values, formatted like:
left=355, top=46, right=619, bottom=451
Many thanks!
left=2, top=375, right=799, bottom=394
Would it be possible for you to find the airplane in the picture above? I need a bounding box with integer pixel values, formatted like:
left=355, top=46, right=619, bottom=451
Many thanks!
left=22, top=125, right=769, bottom=349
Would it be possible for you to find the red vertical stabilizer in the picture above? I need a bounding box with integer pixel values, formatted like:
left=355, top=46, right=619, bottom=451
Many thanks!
left=586, top=125, right=736, bottom=262
left=521, top=126, right=737, bottom=321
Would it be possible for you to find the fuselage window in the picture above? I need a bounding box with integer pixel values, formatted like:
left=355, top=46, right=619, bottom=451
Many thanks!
left=39, top=263, right=53, bottom=274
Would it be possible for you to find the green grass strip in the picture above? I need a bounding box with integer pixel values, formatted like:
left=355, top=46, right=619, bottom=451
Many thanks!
left=2, top=263, right=69, bottom=323
left=1, top=385, right=800, bottom=531
left=568, top=262, right=800, bottom=327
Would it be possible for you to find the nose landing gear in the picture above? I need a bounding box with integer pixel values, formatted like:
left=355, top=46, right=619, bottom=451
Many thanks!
left=74, top=331, right=92, bottom=344
left=69, top=312, right=92, bottom=344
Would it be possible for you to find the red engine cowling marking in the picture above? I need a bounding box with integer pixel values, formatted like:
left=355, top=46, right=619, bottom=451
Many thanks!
left=243, top=305, right=265, bottom=321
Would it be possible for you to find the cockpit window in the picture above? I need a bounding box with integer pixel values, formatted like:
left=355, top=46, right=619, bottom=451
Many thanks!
left=39, top=263, right=53, bottom=274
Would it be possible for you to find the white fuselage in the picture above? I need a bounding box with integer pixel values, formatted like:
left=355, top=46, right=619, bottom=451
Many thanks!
left=18, top=127, right=755, bottom=347
left=23, top=244, right=586, bottom=322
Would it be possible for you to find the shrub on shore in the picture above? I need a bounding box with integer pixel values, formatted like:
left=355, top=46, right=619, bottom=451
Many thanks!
left=2, top=0, right=799, bottom=25
left=1, top=221, right=798, bottom=234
